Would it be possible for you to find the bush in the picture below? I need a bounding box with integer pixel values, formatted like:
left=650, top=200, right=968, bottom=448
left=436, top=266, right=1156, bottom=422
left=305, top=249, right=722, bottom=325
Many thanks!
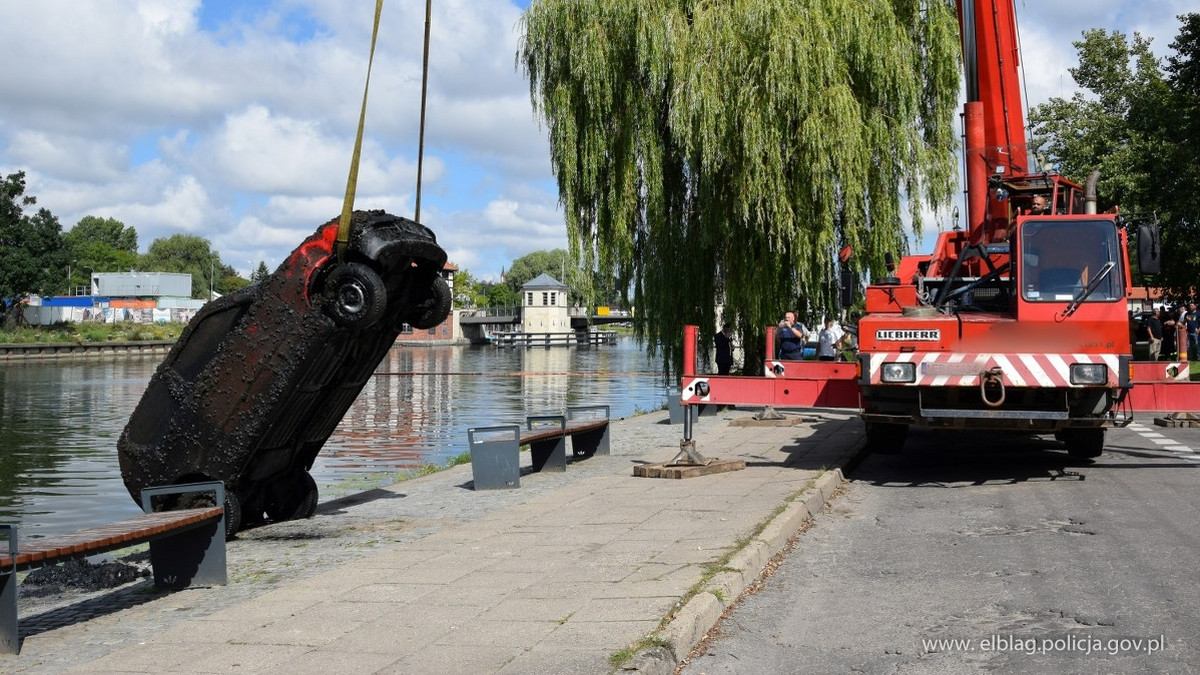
left=0, top=322, right=186, bottom=344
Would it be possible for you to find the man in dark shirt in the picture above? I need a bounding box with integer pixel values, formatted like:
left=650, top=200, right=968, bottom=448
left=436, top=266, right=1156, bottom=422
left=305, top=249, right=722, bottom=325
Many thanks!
left=1185, top=302, right=1200, bottom=361
left=1145, top=309, right=1163, bottom=361
left=715, top=323, right=733, bottom=375
left=1163, top=309, right=1179, bottom=358
left=777, top=311, right=810, bottom=360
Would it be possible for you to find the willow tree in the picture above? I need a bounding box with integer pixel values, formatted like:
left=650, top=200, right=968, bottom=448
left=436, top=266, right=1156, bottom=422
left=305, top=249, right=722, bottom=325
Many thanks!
left=520, top=0, right=961, bottom=375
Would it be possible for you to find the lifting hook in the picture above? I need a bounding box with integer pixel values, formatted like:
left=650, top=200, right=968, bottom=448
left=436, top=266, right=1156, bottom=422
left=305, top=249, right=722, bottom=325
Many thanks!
left=980, top=366, right=1006, bottom=407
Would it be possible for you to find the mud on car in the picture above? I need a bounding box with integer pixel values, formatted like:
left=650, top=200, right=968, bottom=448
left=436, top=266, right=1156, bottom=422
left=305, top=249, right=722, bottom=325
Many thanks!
left=118, top=210, right=452, bottom=536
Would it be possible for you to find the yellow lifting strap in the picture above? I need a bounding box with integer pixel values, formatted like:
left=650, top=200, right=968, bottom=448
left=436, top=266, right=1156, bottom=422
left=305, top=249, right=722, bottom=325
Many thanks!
left=335, top=0, right=386, bottom=262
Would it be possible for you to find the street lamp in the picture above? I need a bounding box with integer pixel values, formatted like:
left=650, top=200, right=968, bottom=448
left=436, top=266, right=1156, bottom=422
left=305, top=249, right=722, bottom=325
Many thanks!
left=67, top=260, right=77, bottom=295
left=209, top=257, right=215, bottom=301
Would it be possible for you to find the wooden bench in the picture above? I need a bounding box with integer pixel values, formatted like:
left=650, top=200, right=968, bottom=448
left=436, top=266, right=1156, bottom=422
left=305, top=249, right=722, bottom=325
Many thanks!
left=468, top=405, right=611, bottom=489
left=1, top=481, right=227, bottom=655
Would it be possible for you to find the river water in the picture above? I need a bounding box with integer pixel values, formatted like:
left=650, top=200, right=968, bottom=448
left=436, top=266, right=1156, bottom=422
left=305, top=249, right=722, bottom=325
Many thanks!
left=0, top=339, right=672, bottom=540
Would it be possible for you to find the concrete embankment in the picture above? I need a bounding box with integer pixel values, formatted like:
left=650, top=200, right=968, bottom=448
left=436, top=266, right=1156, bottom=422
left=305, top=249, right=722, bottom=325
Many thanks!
left=0, top=341, right=175, bottom=362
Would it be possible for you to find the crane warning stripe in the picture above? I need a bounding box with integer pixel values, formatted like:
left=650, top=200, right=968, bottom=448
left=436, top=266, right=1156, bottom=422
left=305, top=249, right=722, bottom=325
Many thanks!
left=868, top=352, right=1120, bottom=387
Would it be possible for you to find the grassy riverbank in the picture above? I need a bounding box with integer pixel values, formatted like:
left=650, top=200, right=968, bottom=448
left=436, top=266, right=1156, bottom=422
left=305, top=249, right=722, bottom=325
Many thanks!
left=0, top=322, right=186, bottom=344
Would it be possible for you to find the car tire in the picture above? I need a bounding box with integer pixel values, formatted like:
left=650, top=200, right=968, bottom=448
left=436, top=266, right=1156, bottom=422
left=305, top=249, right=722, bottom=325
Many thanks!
left=265, top=471, right=319, bottom=522
left=405, top=276, right=452, bottom=330
left=224, top=491, right=243, bottom=539
left=324, top=262, right=387, bottom=328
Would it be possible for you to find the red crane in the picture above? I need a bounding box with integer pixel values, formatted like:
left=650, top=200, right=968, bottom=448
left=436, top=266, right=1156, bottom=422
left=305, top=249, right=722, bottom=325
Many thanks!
left=674, top=0, right=1187, bottom=463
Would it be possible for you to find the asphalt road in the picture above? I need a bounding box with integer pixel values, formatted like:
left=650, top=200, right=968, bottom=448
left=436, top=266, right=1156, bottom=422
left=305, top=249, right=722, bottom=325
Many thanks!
left=679, top=421, right=1200, bottom=674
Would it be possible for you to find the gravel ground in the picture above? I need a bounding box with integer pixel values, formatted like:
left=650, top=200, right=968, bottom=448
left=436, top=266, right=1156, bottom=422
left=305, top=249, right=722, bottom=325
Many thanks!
left=11, top=410, right=689, bottom=653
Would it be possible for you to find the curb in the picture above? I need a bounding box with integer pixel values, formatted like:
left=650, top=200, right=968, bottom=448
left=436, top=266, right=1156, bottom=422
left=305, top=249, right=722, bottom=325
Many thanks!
left=624, top=437, right=869, bottom=674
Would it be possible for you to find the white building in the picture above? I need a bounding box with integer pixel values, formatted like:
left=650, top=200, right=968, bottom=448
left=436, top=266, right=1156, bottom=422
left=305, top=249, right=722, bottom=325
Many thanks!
left=520, top=273, right=571, bottom=334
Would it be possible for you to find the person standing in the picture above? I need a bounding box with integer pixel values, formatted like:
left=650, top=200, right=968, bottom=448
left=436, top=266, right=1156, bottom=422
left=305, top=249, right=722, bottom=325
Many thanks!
left=1185, top=302, right=1200, bottom=361
left=714, top=323, right=733, bottom=375
left=1146, top=308, right=1163, bottom=361
left=817, top=318, right=839, bottom=361
left=777, top=311, right=809, bottom=360
left=1163, top=308, right=1179, bottom=359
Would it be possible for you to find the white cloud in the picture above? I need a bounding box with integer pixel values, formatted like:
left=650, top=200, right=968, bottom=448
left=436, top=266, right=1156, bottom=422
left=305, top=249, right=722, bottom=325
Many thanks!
left=204, top=105, right=357, bottom=195
left=0, top=0, right=1188, bottom=283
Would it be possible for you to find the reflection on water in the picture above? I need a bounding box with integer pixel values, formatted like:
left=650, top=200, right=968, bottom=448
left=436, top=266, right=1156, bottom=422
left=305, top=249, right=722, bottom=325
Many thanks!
left=0, top=339, right=670, bottom=539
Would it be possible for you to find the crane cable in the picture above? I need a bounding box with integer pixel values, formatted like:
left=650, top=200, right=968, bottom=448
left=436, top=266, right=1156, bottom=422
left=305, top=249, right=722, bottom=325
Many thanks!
left=335, top=0, right=386, bottom=262
left=414, top=0, right=432, bottom=223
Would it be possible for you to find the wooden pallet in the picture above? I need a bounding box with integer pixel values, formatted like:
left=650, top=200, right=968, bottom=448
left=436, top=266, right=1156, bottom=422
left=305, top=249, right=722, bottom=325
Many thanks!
left=633, top=458, right=746, bottom=479
left=1154, top=412, right=1200, bottom=427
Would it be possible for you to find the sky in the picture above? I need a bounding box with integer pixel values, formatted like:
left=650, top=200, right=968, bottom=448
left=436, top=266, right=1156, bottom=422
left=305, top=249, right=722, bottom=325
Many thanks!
left=0, top=1, right=1194, bottom=282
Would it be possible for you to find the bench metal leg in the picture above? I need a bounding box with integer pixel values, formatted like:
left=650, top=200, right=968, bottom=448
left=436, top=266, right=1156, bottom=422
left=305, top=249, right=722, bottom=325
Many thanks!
left=468, top=425, right=521, bottom=489
left=1, top=525, right=17, bottom=654
left=567, top=406, right=611, bottom=457
left=569, top=424, right=610, bottom=457
left=529, top=437, right=567, bottom=472
left=527, top=414, right=567, bottom=472
left=140, top=482, right=227, bottom=589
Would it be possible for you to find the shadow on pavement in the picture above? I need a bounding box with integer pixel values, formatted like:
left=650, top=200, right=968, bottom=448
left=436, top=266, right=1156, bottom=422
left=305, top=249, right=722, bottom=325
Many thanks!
left=18, top=580, right=163, bottom=642
left=849, top=428, right=1092, bottom=487
left=316, top=487, right=408, bottom=514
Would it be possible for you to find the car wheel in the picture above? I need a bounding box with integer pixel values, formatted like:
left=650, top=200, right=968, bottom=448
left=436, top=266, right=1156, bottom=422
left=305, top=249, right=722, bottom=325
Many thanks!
left=405, top=276, right=452, bottom=330
left=223, top=491, right=243, bottom=539
left=324, top=262, right=387, bottom=328
left=265, top=471, right=319, bottom=522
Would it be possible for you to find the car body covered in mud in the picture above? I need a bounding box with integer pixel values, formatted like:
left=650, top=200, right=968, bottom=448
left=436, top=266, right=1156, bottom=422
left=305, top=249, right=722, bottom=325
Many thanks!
left=118, top=210, right=451, bottom=535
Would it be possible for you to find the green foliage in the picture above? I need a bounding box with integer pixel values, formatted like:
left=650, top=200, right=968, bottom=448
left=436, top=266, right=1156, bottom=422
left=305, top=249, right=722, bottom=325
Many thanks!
left=0, top=172, right=70, bottom=305
left=505, top=249, right=569, bottom=292
left=485, top=282, right=518, bottom=308
left=0, top=322, right=186, bottom=344
left=1, top=171, right=250, bottom=301
left=451, top=267, right=485, bottom=307
left=1029, top=14, right=1200, bottom=299
left=66, top=215, right=138, bottom=252
left=140, top=234, right=228, bottom=298
left=223, top=274, right=251, bottom=293
left=520, top=0, right=961, bottom=374
left=504, top=248, right=625, bottom=308
left=251, top=261, right=271, bottom=283
left=63, top=215, right=140, bottom=293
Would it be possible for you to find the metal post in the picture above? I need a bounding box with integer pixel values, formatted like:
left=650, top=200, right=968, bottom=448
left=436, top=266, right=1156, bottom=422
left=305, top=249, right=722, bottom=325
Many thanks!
left=669, top=324, right=710, bottom=466
left=683, top=325, right=697, bottom=376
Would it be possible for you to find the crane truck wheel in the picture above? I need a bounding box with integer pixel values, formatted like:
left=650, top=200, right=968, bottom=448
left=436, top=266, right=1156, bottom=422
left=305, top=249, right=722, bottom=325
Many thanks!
left=865, top=422, right=908, bottom=454
left=1062, top=428, right=1105, bottom=459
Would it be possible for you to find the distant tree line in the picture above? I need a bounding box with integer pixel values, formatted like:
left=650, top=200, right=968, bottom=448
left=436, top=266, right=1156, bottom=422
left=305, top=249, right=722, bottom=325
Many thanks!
left=2, top=170, right=624, bottom=323
left=1030, top=13, right=1200, bottom=298
left=0, top=171, right=264, bottom=317
left=453, top=248, right=626, bottom=310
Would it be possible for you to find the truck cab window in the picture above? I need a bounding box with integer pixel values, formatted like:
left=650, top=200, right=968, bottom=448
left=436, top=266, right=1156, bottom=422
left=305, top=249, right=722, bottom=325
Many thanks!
left=1022, top=220, right=1123, bottom=302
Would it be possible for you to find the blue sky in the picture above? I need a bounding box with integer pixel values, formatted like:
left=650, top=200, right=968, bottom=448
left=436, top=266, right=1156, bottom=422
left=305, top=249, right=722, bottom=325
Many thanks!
left=0, top=1, right=1192, bottom=281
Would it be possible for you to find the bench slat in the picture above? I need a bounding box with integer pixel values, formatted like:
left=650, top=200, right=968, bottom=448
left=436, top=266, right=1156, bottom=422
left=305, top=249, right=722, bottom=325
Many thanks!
left=518, top=418, right=609, bottom=445
left=0, top=507, right=224, bottom=572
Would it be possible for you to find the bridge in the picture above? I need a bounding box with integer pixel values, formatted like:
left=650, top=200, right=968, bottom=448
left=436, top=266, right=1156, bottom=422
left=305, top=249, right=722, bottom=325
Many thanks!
left=457, top=307, right=632, bottom=344
left=458, top=307, right=632, bottom=328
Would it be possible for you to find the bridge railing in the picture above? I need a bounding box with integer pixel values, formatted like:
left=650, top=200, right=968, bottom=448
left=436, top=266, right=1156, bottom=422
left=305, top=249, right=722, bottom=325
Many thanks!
left=463, top=306, right=520, bottom=319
